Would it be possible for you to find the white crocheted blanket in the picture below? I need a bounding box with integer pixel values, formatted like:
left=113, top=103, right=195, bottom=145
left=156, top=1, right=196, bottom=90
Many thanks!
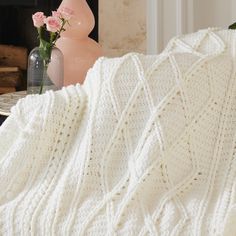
left=0, top=29, right=236, bottom=235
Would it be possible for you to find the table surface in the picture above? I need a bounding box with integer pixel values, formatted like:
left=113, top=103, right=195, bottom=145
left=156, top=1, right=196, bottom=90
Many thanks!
left=0, top=91, right=27, bottom=116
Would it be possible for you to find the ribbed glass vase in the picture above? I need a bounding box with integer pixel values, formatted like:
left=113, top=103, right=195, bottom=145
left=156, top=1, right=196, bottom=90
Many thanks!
left=27, top=46, right=64, bottom=94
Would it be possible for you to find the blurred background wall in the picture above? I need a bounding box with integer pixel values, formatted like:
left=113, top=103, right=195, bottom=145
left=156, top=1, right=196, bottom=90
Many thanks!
left=99, top=0, right=146, bottom=57
left=99, top=0, right=236, bottom=56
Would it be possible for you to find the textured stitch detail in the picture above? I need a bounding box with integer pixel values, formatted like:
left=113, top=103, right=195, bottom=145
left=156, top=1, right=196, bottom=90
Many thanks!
left=0, top=29, right=236, bottom=235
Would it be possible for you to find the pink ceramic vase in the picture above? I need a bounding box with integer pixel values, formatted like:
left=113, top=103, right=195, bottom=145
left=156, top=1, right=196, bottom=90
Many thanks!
left=56, top=0, right=103, bottom=85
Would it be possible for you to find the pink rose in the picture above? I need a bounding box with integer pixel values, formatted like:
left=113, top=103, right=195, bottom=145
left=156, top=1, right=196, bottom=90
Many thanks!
left=58, top=7, right=74, bottom=20
left=44, top=16, right=62, bottom=32
left=52, top=11, right=61, bottom=18
left=32, top=12, right=46, bottom=28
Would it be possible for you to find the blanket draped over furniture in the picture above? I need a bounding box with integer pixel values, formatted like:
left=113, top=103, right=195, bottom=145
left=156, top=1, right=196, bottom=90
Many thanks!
left=0, top=29, right=236, bottom=235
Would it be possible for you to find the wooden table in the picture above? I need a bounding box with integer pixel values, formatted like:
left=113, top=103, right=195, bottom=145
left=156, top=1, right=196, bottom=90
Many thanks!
left=0, top=91, right=27, bottom=117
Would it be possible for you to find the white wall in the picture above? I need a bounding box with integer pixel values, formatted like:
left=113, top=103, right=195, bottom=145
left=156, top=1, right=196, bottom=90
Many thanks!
left=193, top=0, right=233, bottom=29
left=147, top=0, right=236, bottom=54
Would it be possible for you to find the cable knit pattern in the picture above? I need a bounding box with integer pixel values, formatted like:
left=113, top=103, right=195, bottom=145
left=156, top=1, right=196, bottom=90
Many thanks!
left=0, top=29, right=236, bottom=235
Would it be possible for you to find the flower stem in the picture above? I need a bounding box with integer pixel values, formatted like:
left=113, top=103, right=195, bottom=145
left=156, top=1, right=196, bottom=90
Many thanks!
left=52, top=19, right=67, bottom=46
left=39, top=60, right=48, bottom=94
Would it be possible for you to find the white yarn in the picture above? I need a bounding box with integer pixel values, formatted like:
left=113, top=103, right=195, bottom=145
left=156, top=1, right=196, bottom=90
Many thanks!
left=0, top=29, right=236, bottom=235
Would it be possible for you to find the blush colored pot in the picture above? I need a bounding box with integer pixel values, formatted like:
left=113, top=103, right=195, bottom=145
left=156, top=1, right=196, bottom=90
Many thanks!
left=56, top=0, right=103, bottom=85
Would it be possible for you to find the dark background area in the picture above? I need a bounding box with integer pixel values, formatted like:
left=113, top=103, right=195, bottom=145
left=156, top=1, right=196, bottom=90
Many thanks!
left=0, top=0, right=98, bottom=52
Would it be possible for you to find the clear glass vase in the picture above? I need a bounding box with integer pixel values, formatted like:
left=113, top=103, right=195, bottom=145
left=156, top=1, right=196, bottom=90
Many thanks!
left=27, top=46, right=64, bottom=94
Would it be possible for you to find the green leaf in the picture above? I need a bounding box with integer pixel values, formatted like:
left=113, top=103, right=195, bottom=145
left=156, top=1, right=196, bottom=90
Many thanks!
left=229, top=22, right=236, bottom=29
left=39, top=39, right=52, bottom=63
